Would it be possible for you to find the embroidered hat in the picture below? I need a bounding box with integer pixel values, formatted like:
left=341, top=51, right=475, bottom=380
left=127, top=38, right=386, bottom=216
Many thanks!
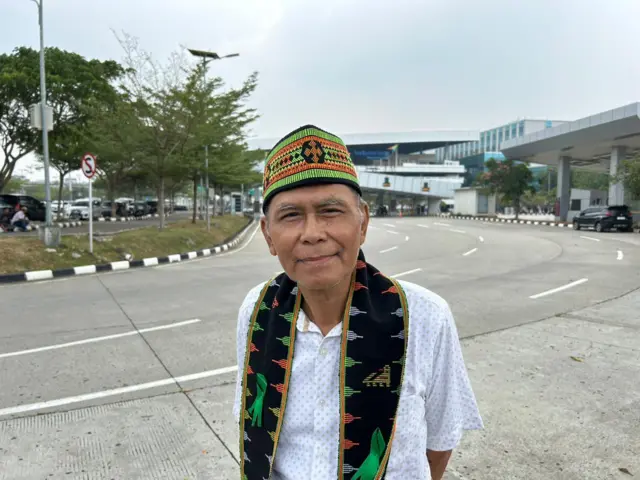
left=262, top=124, right=361, bottom=211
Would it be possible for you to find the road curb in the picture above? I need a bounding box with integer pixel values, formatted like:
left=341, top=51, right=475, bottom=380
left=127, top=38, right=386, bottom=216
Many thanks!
left=0, top=218, right=256, bottom=285
left=429, top=214, right=573, bottom=228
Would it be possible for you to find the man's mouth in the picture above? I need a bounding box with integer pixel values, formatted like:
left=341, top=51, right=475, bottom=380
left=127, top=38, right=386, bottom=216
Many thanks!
left=299, top=253, right=337, bottom=264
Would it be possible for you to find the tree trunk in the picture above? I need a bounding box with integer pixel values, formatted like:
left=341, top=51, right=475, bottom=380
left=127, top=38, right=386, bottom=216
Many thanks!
left=192, top=174, right=198, bottom=224
left=158, top=176, right=166, bottom=230
left=514, top=197, right=520, bottom=220
left=56, top=173, right=66, bottom=221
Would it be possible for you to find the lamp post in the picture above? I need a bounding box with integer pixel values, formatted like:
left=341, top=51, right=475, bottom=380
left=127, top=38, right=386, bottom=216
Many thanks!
left=32, top=0, right=52, bottom=227
left=187, top=48, right=239, bottom=231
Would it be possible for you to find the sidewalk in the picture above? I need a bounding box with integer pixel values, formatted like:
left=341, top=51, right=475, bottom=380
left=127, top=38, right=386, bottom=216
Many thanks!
left=445, top=288, right=640, bottom=480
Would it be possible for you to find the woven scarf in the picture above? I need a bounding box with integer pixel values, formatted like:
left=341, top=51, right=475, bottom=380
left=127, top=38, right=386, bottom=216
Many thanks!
left=239, top=250, right=408, bottom=479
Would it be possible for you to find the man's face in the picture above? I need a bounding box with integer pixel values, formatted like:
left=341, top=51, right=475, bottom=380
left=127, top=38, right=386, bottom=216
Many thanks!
left=261, top=184, right=369, bottom=292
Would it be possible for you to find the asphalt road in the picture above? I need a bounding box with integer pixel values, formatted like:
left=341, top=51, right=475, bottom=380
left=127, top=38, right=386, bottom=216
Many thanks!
left=1, top=217, right=639, bottom=479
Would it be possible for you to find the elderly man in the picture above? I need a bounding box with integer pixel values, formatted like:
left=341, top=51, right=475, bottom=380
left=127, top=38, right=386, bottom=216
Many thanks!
left=234, top=125, right=482, bottom=480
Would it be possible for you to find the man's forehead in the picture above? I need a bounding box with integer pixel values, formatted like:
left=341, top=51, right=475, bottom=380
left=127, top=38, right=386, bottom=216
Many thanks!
left=271, top=186, right=354, bottom=210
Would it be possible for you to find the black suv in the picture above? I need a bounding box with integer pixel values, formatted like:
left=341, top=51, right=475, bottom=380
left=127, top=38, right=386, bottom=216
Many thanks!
left=573, top=205, right=633, bottom=232
left=0, top=194, right=47, bottom=222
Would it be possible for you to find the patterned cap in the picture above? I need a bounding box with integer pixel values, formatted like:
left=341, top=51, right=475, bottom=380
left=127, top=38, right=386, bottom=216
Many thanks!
left=262, top=125, right=361, bottom=211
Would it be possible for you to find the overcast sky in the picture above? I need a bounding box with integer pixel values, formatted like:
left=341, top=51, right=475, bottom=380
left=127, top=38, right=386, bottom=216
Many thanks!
left=2, top=0, right=640, bottom=180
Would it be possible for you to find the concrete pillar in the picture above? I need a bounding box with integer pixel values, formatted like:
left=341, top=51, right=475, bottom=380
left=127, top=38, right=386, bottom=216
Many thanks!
left=557, top=156, right=571, bottom=222
left=609, top=146, right=626, bottom=205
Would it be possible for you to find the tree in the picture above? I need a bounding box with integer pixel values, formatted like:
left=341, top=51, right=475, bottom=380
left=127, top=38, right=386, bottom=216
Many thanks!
left=3, top=175, right=29, bottom=193
left=611, top=157, right=640, bottom=201
left=41, top=124, right=84, bottom=219
left=81, top=92, right=144, bottom=215
left=0, top=46, right=123, bottom=193
left=475, top=158, right=534, bottom=219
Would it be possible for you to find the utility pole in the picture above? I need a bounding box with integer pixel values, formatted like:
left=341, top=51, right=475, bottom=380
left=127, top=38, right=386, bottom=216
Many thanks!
left=187, top=48, right=239, bottom=230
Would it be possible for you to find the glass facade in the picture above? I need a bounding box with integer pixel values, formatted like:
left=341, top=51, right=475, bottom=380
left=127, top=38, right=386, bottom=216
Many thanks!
left=434, top=119, right=567, bottom=163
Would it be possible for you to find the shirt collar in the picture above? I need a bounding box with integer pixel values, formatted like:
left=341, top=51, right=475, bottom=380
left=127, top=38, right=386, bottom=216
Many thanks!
left=296, top=309, right=343, bottom=337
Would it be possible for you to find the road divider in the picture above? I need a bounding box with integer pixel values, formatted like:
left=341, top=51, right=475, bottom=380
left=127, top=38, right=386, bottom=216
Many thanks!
left=529, top=278, right=589, bottom=300
left=0, top=217, right=256, bottom=285
left=0, top=319, right=201, bottom=359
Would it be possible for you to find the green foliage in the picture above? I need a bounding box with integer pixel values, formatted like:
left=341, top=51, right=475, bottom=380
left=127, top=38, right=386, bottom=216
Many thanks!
left=612, top=157, right=640, bottom=200
left=1, top=36, right=261, bottom=227
left=475, top=158, right=535, bottom=216
left=0, top=46, right=123, bottom=192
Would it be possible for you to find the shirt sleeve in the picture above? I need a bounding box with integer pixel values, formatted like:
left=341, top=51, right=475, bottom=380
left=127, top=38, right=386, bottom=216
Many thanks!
left=425, top=300, right=483, bottom=451
left=232, top=283, right=266, bottom=423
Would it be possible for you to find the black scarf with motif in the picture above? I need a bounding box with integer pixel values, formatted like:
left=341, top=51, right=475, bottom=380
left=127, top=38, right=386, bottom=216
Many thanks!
left=239, top=250, right=408, bottom=480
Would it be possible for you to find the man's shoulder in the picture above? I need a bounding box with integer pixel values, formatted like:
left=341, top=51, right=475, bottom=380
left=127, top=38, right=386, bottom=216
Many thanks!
left=396, top=280, right=452, bottom=330
left=239, top=281, right=268, bottom=314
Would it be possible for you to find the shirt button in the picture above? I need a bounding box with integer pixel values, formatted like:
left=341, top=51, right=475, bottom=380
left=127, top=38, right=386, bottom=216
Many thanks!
left=319, top=399, right=325, bottom=407
left=320, top=348, right=327, bottom=356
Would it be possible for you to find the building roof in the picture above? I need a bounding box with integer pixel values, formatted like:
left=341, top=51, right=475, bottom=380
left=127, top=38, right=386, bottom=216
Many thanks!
left=501, top=103, right=640, bottom=170
left=246, top=129, right=479, bottom=155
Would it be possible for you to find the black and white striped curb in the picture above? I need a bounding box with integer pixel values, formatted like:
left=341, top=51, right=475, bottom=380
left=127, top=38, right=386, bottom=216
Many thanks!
left=97, top=214, right=160, bottom=223
left=0, top=219, right=256, bottom=284
left=2, top=214, right=163, bottom=233
left=430, top=214, right=572, bottom=228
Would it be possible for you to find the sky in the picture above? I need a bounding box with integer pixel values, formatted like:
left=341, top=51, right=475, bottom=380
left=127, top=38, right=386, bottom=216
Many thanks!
left=2, top=0, right=640, bottom=181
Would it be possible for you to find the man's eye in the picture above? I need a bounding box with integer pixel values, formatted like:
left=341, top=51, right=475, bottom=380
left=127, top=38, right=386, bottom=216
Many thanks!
left=281, top=212, right=298, bottom=219
left=322, top=209, right=342, bottom=214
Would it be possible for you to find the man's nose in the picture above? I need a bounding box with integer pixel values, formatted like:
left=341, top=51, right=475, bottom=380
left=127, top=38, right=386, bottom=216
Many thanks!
left=300, top=214, right=326, bottom=243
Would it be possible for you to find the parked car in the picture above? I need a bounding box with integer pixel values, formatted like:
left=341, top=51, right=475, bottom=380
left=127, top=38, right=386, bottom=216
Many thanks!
left=573, top=205, right=633, bottom=232
left=0, top=194, right=46, bottom=222
left=132, top=202, right=150, bottom=217
left=69, top=200, right=101, bottom=221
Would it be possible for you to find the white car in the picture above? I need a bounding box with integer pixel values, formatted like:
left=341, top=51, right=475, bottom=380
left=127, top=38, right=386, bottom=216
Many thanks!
left=69, top=200, right=100, bottom=221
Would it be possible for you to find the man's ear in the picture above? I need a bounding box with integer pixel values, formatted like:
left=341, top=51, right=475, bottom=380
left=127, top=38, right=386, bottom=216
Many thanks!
left=359, top=202, right=370, bottom=246
left=260, top=216, right=278, bottom=256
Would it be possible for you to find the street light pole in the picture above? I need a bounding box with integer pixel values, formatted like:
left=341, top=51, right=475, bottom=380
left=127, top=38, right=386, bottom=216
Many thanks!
left=187, top=48, right=238, bottom=230
left=33, top=0, right=52, bottom=226
left=205, top=145, right=210, bottom=231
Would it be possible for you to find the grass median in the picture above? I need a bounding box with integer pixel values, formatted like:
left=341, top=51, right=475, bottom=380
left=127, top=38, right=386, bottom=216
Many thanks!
left=0, top=216, right=251, bottom=275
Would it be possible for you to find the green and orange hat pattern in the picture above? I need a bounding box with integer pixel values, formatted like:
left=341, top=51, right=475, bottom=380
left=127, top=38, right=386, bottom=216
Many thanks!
left=262, top=125, right=361, bottom=211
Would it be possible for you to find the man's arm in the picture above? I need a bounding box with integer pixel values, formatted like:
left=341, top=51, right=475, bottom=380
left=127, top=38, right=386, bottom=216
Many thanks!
left=427, top=449, right=452, bottom=480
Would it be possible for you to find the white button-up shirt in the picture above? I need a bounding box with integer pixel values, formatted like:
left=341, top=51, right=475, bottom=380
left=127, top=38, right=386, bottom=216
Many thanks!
left=234, top=279, right=483, bottom=479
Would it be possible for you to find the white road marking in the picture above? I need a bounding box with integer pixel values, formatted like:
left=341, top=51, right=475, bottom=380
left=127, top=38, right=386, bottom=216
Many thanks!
left=479, top=236, right=485, bottom=243
left=0, top=364, right=238, bottom=418
left=391, top=268, right=422, bottom=278
left=380, top=246, right=398, bottom=254
left=617, top=250, right=624, bottom=261
left=450, top=229, right=466, bottom=234
left=417, top=224, right=429, bottom=229
left=462, top=248, right=478, bottom=256
left=580, top=236, right=600, bottom=242
left=529, top=278, right=589, bottom=300
left=0, top=319, right=201, bottom=359
left=368, top=225, right=380, bottom=230
left=433, top=222, right=451, bottom=227
left=405, top=235, right=410, bottom=241
left=383, top=223, right=395, bottom=228
left=386, top=230, right=399, bottom=235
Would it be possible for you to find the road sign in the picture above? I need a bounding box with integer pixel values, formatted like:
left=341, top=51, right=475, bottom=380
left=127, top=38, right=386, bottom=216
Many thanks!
left=81, top=153, right=97, bottom=179
left=81, top=152, right=97, bottom=253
